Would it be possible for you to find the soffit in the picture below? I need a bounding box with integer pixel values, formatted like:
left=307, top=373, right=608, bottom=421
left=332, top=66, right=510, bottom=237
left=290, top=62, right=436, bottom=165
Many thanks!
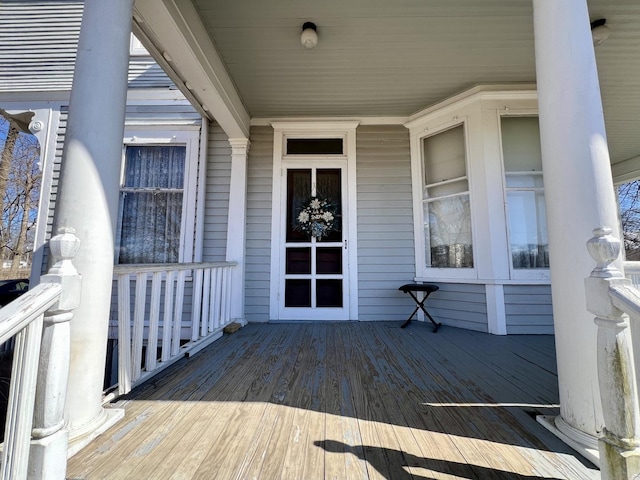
left=189, top=0, right=640, bottom=164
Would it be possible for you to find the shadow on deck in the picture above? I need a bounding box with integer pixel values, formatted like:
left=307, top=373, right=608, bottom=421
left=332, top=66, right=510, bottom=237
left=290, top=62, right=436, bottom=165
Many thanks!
left=67, top=322, right=599, bottom=479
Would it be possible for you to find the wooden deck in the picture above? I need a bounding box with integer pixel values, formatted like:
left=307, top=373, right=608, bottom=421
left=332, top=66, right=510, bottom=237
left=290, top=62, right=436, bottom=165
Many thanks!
left=67, top=322, right=599, bottom=479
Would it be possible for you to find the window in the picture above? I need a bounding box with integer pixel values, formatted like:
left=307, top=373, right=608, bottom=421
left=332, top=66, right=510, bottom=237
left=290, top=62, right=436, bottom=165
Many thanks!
left=116, top=130, right=200, bottom=264
left=422, top=124, right=473, bottom=268
left=501, top=116, right=549, bottom=270
left=617, top=179, right=640, bottom=261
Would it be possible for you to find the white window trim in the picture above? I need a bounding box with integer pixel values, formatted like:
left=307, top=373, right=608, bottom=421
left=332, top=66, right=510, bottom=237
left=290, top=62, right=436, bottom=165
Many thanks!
left=117, top=128, right=201, bottom=265
left=497, top=111, right=550, bottom=281
left=410, top=116, right=479, bottom=280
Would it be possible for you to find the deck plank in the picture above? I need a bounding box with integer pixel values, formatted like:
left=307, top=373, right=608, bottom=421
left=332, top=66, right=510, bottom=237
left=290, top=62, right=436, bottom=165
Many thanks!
left=67, top=322, right=600, bottom=480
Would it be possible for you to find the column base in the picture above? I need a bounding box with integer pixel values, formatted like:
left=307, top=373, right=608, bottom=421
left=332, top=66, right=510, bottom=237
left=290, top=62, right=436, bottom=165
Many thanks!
left=537, top=414, right=600, bottom=467
left=67, top=407, right=124, bottom=458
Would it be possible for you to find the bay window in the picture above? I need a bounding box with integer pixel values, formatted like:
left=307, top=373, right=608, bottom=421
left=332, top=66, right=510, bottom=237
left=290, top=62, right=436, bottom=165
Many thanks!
left=501, top=116, right=549, bottom=270
left=422, top=124, right=473, bottom=268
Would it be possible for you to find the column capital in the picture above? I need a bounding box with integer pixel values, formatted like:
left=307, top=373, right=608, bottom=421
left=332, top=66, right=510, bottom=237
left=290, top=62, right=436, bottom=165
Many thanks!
left=228, top=137, right=250, bottom=155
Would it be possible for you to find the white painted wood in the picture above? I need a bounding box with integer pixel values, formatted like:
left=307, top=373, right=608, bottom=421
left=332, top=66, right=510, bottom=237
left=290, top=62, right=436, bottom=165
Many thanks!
left=132, top=273, right=147, bottom=382
left=146, top=272, right=162, bottom=372
left=161, top=270, right=176, bottom=362
left=226, top=138, right=250, bottom=326
left=211, top=268, right=221, bottom=330
left=54, top=0, right=135, bottom=441
left=585, top=227, right=640, bottom=477
left=485, top=284, right=507, bottom=335
left=191, top=268, right=203, bottom=339
left=193, top=120, right=209, bottom=262
left=200, top=268, right=211, bottom=338
left=171, top=271, right=184, bottom=355
left=133, top=0, right=250, bottom=138
left=533, top=0, right=621, bottom=453
left=117, top=276, right=132, bottom=396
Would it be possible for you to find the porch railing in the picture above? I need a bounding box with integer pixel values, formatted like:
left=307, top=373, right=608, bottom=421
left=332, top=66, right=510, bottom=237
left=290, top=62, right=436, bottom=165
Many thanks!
left=113, top=261, right=237, bottom=396
left=585, top=227, right=640, bottom=478
left=623, top=260, right=640, bottom=289
left=0, top=228, right=81, bottom=480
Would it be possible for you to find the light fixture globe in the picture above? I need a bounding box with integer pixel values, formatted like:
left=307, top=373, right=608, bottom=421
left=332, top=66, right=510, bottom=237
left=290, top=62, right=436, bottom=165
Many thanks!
left=301, top=22, right=318, bottom=49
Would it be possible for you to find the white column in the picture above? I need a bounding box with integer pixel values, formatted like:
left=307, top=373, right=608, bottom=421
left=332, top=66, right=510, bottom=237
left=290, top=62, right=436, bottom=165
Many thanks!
left=52, top=0, right=133, bottom=448
left=226, top=138, right=250, bottom=325
left=532, top=0, right=621, bottom=463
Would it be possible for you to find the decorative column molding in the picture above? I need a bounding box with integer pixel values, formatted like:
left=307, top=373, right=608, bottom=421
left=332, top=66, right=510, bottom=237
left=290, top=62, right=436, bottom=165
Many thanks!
left=532, top=0, right=622, bottom=464
left=585, top=227, right=640, bottom=479
left=226, top=137, right=250, bottom=326
left=28, top=228, right=82, bottom=479
left=52, top=0, right=132, bottom=451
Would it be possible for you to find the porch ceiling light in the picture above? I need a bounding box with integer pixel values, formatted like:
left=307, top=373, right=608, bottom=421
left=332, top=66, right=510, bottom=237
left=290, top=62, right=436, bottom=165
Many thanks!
left=591, top=18, right=610, bottom=46
left=301, top=22, right=318, bottom=49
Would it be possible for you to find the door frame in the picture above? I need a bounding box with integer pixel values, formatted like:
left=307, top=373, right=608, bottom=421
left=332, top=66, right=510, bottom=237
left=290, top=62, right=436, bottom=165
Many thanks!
left=269, top=121, right=359, bottom=321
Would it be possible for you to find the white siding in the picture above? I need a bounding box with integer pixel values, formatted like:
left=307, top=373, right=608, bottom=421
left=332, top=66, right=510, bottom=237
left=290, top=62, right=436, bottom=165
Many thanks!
left=202, top=123, right=231, bottom=262
left=245, top=126, right=273, bottom=322
left=504, top=284, right=554, bottom=334
left=428, top=283, right=488, bottom=332
left=356, top=125, right=416, bottom=321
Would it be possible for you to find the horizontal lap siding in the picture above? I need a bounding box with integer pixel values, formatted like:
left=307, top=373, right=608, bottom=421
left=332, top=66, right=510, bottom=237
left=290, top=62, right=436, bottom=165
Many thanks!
left=356, top=125, right=416, bottom=321
left=504, top=284, right=554, bottom=334
left=245, top=126, right=273, bottom=322
left=427, top=283, right=488, bottom=332
left=202, top=123, right=230, bottom=262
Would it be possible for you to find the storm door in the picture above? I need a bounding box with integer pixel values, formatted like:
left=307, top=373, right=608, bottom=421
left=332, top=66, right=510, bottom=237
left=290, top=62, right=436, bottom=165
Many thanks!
left=279, top=164, right=349, bottom=320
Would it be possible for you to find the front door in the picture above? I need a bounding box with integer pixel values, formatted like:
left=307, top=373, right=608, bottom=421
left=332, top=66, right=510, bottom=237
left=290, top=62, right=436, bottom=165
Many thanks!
left=278, top=163, right=349, bottom=320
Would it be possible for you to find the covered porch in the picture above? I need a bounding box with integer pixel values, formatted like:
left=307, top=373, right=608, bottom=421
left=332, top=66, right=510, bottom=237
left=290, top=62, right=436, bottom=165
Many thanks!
left=67, top=322, right=597, bottom=479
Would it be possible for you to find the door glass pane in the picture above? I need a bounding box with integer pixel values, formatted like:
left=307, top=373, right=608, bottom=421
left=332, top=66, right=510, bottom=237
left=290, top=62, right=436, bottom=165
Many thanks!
left=286, top=169, right=311, bottom=242
left=286, top=248, right=311, bottom=274
left=316, top=247, right=342, bottom=274
left=285, top=279, right=311, bottom=307
left=317, top=280, right=342, bottom=307
left=316, top=169, right=342, bottom=242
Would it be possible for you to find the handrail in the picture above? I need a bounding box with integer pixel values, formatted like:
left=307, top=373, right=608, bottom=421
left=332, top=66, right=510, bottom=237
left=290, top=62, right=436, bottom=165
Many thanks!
left=113, top=261, right=237, bottom=274
left=585, top=227, right=640, bottom=478
left=0, top=284, right=61, bottom=344
left=0, top=228, right=81, bottom=480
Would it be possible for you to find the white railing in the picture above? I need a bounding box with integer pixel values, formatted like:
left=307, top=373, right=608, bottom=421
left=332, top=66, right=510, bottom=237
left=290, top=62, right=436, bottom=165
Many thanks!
left=585, top=227, right=640, bottom=478
left=113, top=261, right=237, bottom=395
left=624, top=261, right=640, bottom=289
left=0, top=228, right=81, bottom=480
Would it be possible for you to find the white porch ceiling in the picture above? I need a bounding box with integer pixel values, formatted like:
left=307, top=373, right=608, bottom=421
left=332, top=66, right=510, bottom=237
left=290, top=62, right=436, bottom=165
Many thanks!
left=139, top=0, right=640, bottom=167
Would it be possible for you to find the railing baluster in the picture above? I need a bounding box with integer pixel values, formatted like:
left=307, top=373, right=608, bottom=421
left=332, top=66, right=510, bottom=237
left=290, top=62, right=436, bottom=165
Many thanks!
left=146, top=272, right=162, bottom=372
left=132, top=273, right=147, bottom=382
left=200, top=268, right=211, bottom=339
left=212, top=268, right=222, bottom=331
left=161, top=270, right=175, bottom=363
left=191, top=267, right=204, bottom=340
left=223, top=266, right=232, bottom=327
left=117, top=274, right=132, bottom=395
left=172, top=270, right=186, bottom=356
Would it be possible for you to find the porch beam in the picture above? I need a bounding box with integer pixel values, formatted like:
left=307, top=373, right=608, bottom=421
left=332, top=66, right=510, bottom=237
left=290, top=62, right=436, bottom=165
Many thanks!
left=132, top=0, right=250, bottom=139
left=52, top=0, right=131, bottom=451
left=532, top=0, right=622, bottom=465
left=226, top=138, right=250, bottom=326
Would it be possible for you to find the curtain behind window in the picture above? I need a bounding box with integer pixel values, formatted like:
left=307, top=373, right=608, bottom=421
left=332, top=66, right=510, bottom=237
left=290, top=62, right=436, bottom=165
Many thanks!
left=118, top=145, right=185, bottom=264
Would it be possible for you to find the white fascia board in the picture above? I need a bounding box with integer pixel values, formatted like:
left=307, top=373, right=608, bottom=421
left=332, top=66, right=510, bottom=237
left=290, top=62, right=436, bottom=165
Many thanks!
left=612, top=155, right=640, bottom=184
left=134, top=0, right=250, bottom=138
left=405, top=84, right=538, bottom=131
left=252, top=116, right=408, bottom=126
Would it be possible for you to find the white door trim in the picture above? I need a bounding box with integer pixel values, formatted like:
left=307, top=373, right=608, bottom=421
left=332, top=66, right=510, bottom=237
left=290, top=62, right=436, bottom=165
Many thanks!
left=269, top=121, right=359, bottom=321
